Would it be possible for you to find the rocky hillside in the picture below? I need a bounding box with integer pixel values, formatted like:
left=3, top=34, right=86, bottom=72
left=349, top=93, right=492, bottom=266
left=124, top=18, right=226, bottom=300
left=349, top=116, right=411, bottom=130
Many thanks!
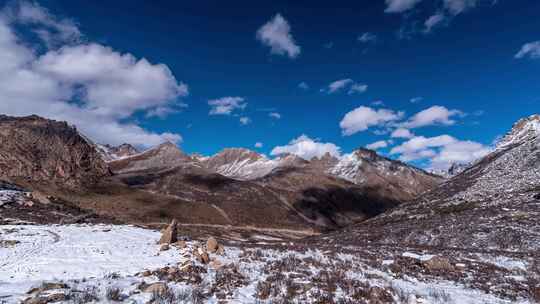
left=200, top=147, right=441, bottom=202
left=329, top=148, right=442, bottom=201
left=109, top=142, right=193, bottom=174
left=334, top=114, right=540, bottom=252
left=0, top=115, right=109, bottom=189
left=96, top=143, right=139, bottom=162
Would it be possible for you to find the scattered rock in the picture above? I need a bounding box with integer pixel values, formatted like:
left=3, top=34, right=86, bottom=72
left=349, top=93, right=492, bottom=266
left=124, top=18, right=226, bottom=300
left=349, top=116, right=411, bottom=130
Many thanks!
left=0, top=240, right=20, bottom=247
left=159, top=219, right=178, bottom=244
left=172, top=240, right=186, bottom=249
left=143, top=282, right=167, bottom=295
left=423, top=256, right=454, bottom=272
left=216, top=244, right=225, bottom=255
left=26, top=282, right=68, bottom=294
left=159, top=243, right=170, bottom=251
left=194, top=247, right=210, bottom=264
left=209, top=259, right=223, bottom=269
left=207, top=237, right=218, bottom=253
left=534, top=193, right=540, bottom=200
left=23, top=293, right=68, bottom=304
left=141, top=270, right=152, bottom=277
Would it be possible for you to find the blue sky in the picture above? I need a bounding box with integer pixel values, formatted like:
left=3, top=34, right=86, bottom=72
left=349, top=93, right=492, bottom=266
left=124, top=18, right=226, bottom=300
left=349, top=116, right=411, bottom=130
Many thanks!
left=0, top=0, right=539, bottom=169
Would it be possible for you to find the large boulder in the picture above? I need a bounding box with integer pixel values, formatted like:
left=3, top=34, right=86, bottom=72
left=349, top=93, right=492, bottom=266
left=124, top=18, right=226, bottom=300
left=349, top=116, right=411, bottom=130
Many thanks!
left=159, top=219, right=178, bottom=244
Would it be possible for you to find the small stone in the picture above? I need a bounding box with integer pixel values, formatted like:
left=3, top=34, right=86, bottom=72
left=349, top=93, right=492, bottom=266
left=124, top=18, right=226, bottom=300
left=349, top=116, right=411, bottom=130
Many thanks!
left=216, top=244, right=225, bottom=255
left=143, top=282, right=167, bottom=295
left=423, top=256, right=454, bottom=272
left=207, top=237, right=218, bottom=253
left=173, top=240, right=186, bottom=248
left=160, top=243, right=170, bottom=251
left=141, top=270, right=152, bottom=277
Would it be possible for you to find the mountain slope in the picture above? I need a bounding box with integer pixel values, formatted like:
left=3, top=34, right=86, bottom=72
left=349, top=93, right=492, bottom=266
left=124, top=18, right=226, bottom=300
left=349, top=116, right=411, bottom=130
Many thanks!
left=335, top=114, right=540, bottom=252
left=0, top=115, right=109, bottom=189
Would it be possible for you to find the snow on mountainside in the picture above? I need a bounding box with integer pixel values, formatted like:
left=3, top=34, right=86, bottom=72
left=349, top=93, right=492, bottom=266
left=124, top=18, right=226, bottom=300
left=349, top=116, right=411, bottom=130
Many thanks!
left=202, top=148, right=278, bottom=180
left=497, top=114, right=540, bottom=148
left=339, top=113, right=540, bottom=252
left=97, top=143, right=139, bottom=162
left=329, top=148, right=442, bottom=200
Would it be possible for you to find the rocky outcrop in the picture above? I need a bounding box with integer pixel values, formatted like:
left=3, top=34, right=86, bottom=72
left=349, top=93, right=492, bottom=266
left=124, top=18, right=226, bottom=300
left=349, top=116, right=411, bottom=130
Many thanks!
left=0, top=115, right=109, bottom=189
left=159, top=219, right=178, bottom=244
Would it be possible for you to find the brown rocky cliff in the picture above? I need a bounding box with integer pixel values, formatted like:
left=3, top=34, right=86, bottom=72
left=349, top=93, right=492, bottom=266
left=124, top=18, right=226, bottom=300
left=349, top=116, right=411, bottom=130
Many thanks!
left=0, top=115, right=109, bottom=189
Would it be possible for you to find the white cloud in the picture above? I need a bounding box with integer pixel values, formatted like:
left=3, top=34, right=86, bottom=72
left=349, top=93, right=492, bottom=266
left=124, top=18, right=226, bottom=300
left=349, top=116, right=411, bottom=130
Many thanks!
left=256, top=13, right=300, bottom=59
left=0, top=4, right=185, bottom=148
left=254, top=142, right=263, bottom=148
left=348, top=83, right=368, bottom=95
left=385, top=0, right=423, bottom=13
left=366, top=140, right=389, bottom=150
left=391, top=128, right=414, bottom=138
left=371, top=100, right=385, bottom=106
left=239, top=117, right=251, bottom=125
left=390, top=134, right=491, bottom=170
left=269, top=112, right=281, bottom=119
left=340, top=106, right=405, bottom=136
left=401, top=106, right=463, bottom=129
left=208, top=97, right=246, bottom=115
left=324, top=79, right=367, bottom=94
left=326, top=79, right=353, bottom=94
left=271, top=135, right=341, bottom=160
left=424, top=13, right=446, bottom=32
left=5, top=1, right=81, bottom=47
left=410, top=96, right=423, bottom=103
left=515, top=41, right=540, bottom=59
left=443, top=0, right=479, bottom=15
left=298, top=81, right=309, bottom=90
left=35, top=43, right=188, bottom=118
left=358, top=32, right=377, bottom=43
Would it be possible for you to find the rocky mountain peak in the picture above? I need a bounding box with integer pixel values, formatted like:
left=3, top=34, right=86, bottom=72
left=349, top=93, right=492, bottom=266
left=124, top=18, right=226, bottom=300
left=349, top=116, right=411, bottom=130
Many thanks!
left=497, top=114, right=540, bottom=148
left=97, top=143, right=139, bottom=162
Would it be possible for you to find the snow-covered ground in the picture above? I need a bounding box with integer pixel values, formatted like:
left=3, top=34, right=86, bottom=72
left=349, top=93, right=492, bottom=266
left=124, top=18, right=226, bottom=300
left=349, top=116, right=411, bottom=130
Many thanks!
left=0, top=224, right=534, bottom=303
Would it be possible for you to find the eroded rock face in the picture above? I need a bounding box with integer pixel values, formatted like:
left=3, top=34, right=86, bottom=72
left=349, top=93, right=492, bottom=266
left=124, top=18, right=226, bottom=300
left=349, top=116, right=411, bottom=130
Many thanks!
left=0, top=115, right=109, bottom=189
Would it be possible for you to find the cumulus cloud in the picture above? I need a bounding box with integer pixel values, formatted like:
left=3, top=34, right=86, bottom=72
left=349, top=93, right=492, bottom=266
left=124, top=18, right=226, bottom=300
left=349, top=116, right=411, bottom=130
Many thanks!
left=401, top=106, right=464, bottom=129
left=269, top=112, right=281, bottom=119
left=254, top=142, right=263, bottom=148
left=208, top=97, right=246, bottom=115
left=515, top=41, right=540, bottom=59
left=0, top=2, right=186, bottom=148
left=324, top=79, right=368, bottom=94
left=385, top=0, right=423, bottom=13
left=366, top=140, right=390, bottom=150
left=340, top=106, right=404, bottom=136
left=391, top=128, right=414, bottom=138
left=239, top=117, right=251, bottom=125
left=358, top=32, right=377, bottom=43
left=390, top=134, right=491, bottom=170
left=256, top=13, right=300, bottom=59
left=271, top=135, right=341, bottom=160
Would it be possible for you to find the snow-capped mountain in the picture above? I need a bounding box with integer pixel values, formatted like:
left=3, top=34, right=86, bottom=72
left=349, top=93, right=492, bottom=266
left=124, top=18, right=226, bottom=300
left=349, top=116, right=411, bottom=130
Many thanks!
left=329, top=148, right=442, bottom=200
left=96, top=143, right=139, bottom=162
left=342, top=113, right=540, bottom=252
left=108, top=141, right=194, bottom=173
left=429, top=162, right=470, bottom=178
left=202, top=148, right=278, bottom=180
